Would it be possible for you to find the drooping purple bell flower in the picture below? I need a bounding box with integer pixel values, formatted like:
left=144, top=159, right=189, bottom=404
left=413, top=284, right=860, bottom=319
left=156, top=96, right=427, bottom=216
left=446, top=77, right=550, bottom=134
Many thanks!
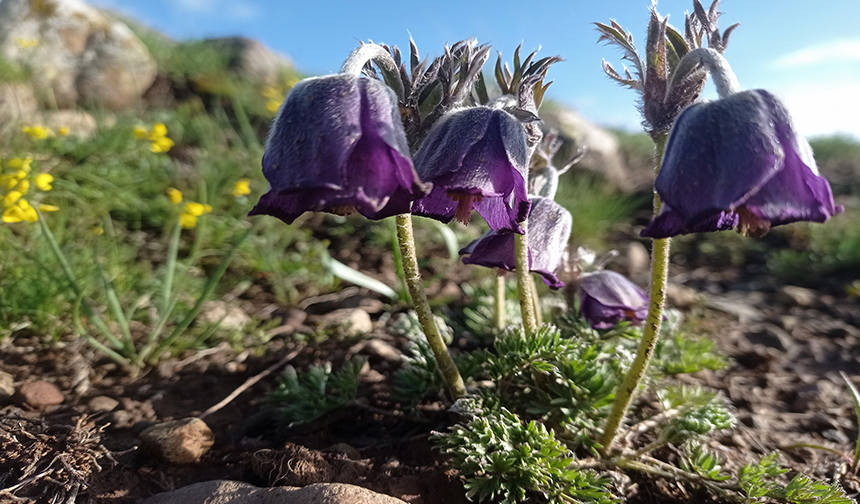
left=249, top=73, right=429, bottom=224
left=641, top=89, right=843, bottom=238
left=411, top=106, right=531, bottom=233
left=579, top=270, right=649, bottom=329
left=459, top=196, right=572, bottom=289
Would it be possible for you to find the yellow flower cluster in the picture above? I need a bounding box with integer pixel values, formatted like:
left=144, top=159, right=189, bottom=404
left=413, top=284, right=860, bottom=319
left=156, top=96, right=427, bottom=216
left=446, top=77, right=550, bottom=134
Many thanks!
left=262, top=76, right=300, bottom=113
left=21, top=125, right=69, bottom=140
left=1, top=157, right=58, bottom=223
left=135, top=123, right=175, bottom=153
left=232, top=178, right=251, bottom=197
left=167, top=188, right=211, bottom=229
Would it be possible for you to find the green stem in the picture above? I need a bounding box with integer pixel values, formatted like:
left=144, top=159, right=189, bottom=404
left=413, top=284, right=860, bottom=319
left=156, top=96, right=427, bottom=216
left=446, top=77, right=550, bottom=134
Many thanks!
left=514, top=225, right=537, bottom=337
left=599, top=134, right=670, bottom=455
left=494, top=272, right=506, bottom=329
left=395, top=213, right=465, bottom=399
left=529, top=274, right=543, bottom=326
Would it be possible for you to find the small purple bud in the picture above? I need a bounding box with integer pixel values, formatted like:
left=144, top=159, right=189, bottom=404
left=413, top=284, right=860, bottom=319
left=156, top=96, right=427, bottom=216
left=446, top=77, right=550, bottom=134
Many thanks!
left=411, top=106, right=531, bottom=233
left=249, top=73, right=429, bottom=224
left=642, top=89, right=843, bottom=238
left=459, top=197, right=572, bottom=289
left=579, top=270, right=649, bottom=329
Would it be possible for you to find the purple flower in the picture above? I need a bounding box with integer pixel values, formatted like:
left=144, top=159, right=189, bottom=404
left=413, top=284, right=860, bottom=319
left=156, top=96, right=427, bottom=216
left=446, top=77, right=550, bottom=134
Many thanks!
left=411, top=107, right=530, bottom=233
left=579, top=270, right=649, bottom=329
left=642, top=89, right=843, bottom=238
left=249, top=74, right=429, bottom=224
left=459, top=197, right=572, bottom=289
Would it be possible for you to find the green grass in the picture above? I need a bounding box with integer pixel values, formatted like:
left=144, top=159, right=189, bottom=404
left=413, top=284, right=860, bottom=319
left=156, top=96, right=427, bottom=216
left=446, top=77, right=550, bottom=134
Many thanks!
left=555, top=173, right=644, bottom=249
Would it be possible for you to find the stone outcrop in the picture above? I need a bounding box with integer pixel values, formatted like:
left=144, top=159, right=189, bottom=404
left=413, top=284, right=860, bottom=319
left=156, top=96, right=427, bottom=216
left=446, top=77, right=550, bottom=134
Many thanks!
left=0, top=0, right=157, bottom=110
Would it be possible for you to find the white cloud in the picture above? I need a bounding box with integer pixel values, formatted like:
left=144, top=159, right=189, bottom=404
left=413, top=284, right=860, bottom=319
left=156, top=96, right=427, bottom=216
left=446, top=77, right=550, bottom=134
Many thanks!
left=772, top=80, right=860, bottom=139
left=773, top=39, right=860, bottom=69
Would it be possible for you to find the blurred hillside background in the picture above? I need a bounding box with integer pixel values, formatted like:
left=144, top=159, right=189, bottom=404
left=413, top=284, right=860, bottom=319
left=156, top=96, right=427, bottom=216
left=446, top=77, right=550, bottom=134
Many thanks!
left=0, top=0, right=858, bottom=343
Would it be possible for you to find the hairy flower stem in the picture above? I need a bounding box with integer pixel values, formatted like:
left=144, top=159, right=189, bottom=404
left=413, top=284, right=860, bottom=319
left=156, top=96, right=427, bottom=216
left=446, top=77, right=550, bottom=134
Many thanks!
left=529, top=275, right=543, bottom=326
left=494, top=273, right=506, bottom=329
left=340, top=43, right=405, bottom=101
left=600, top=134, right=670, bottom=455
left=514, top=225, right=538, bottom=337
left=396, top=213, right=466, bottom=399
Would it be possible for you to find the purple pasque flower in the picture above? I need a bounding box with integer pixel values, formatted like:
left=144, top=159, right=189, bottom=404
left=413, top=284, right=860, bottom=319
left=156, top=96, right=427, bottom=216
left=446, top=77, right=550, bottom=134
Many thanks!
left=641, top=89, right=843, bottom=238
left=249, top=73, right=429, bottom=224
left=579, top=270, right=649, bottom=329
left=459, top=196, right=572, bottom=289
left=411, top=106, right=530, bottom=233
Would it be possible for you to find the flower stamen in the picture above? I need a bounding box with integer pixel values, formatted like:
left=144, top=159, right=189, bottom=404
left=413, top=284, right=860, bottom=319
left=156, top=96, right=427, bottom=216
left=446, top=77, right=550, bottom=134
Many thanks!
left=735, top=206, right=771, bottom=238
left=449, top=193, right=482, bottom=224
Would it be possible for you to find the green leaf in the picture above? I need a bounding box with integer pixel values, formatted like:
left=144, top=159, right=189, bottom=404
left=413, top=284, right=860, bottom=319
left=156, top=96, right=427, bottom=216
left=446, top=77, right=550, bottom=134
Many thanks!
left=321, top=249, right=397, bottom=298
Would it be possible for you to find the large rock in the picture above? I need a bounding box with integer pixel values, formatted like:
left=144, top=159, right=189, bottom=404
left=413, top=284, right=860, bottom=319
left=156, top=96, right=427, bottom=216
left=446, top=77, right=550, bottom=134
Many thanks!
left=142, top=481, right=407, bottom=504
left=0, top=83, right=41, bottom=132
left=200, top=37, right=295, bottom=85
left=541, top=104, right=651, bottom=192
left=0, top=0, right=157, bottom=110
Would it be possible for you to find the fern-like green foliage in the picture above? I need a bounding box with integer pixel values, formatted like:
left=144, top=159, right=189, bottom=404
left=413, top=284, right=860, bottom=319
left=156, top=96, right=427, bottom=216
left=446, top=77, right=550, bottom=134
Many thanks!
left=738, top=453, right=852, bottom=504
left=658, top=386, right=735, bottom=442
left=680, top=441, right=731, bottom=481
left=267, top=357, right=366, bottom=425
left=433, top=407, right=616, bottom=504
left=488, top=325, right=621, bottom=450
left=391, top=311, right=489, bottom=402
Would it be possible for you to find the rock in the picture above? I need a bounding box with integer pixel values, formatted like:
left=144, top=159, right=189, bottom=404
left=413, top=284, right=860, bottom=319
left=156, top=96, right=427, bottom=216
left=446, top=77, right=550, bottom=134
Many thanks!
left=266, top=308, right=308, bottom=337
left=541, top=105, right=648, bottom=192
left=0, top=371, right=15, bottom=404
left=625, top=241, right=650, bottom=285
left=362, top=339, right=401, bottom=362
left=199, top=300, right=251, bottom=331
left=87, top=395, right=119, bottom=412
left=16, top=380, right=64, bottom=408
left=666, top=284, right=701, bottom=309
left=200, top=37, right=295, bottom=85
left=0, top=83, right=41, bottom=133
left=777, top=285, right=817, bottom=307
left=705, top=292, right=765, bottom=323
left=0, top=0, right=157, bottom=110
left=317, top=308, right=373, bottom=337
left=142, top=481, right=407, bottom=504
left=139, top=417, right=214, bottom=464
left=42, top=109, right=98, bottom=137
left=745, top=324, right=793, bottom=352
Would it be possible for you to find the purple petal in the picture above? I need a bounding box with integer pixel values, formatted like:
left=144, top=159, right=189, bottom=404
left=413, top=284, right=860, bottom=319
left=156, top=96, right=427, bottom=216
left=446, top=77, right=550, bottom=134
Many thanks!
left=579, top=270, right=649, bottom=328
left=412, top=107, right=530, bottom=232
left=250, top=74, right=428, bottom=224
left=459, top=197, right=571, bottom=289
left=641, top=204, right=738, bottom=238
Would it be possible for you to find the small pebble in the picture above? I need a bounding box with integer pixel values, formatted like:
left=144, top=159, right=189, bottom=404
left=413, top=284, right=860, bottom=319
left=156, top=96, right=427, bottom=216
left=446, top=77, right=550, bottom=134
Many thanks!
left=140, top=417, right=214, bottom=464
left=16, top=380, right=64, bottom=408
left=88, top=395, right=120, bottom=412
left=0, top=371, right=15, bottom=404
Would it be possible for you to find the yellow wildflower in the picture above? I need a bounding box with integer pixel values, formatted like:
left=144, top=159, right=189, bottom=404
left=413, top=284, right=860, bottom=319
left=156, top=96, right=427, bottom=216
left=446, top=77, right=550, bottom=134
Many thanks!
left=3, top=191, right=22, bottom=207
left=1, top=174, right=17, bottom=189
left=179, top=213, right=198, bottom=229
left=167, top=187, right=183, bottom=204
left=184, top=202, right=205, bottom=217
left=58, top=127, right=69, bottom=136
left=232, top=178, right=251, bottom=197
left=35, top=173, right=53, bottom=191
left=38, top=204, right=59, bottom=212
left=152, top=123, right=168, bottom=137
left=9, top=157, right=33, bottom=174
left=16, top=179, right=30, bottom=193
left=3, top=199, right=38, bottom=223
left=134, top=126, right=149, bottom=139
left=22, top=125, right=51, bottom=140
left=91, top=226, right=105, bottom=235
left=150, top=136, right=174, bottom=153
left=16, top=38, right=39, bottom=48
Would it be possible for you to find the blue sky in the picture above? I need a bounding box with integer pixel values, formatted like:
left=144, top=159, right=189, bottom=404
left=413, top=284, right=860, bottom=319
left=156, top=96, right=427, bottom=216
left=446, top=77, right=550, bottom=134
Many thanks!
left=92, top=0, right=860, bottom=139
